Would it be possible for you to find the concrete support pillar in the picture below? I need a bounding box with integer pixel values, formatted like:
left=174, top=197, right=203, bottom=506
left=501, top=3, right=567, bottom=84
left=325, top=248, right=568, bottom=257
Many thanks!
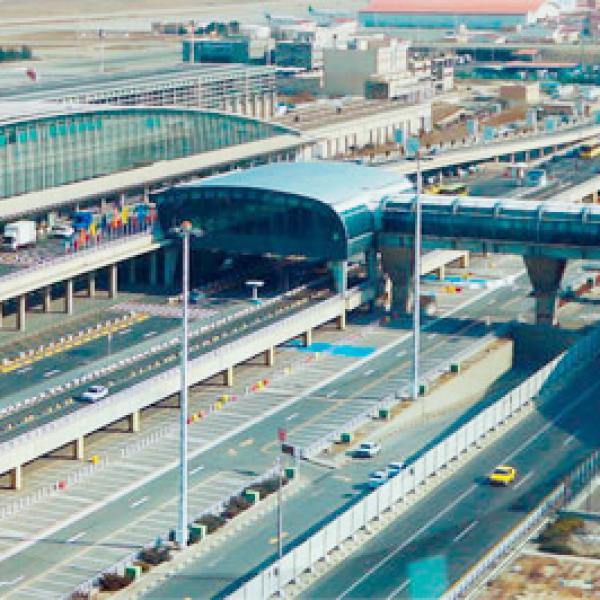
left=303, top=328, right=313, bottom=347
left=88, top=271, right=96, bottom=298
left=17, top=294, right=26, bottom=332
left=381, top=247, right=415, bottom=315
left=366, top=249, right=378, bottom=284
left=143, top=185, right=150, bottom=204
left=128, top=258, right=137, bottom=285
left=223, top=366, right=234, bottom=387
left=163, top=247, right=178, bottom=289
left=149, top=252, right=158, bottom=287
left=74, top=436, right=85, bottom=461
left=330, top=260, right=348, bottom=295
left=435, top=265, right=446, bottom=280
left=0, top=301, right=3, bottom=328
left=129, top=409, right=141, bottom=433
left=43, top=286, right=52, bottom=312
left=9, top=465, right=22, bottom=490
left=109, top=264, right=118, bottom=299
left=459, top=253, right=470, bottom=269
left=265, top=346, right=275, bottom=367
left=337, top=311, right=347, bottom=330
left=523, top=256, right=567, bottom=326
left=65, top=279, right=74, bottom=315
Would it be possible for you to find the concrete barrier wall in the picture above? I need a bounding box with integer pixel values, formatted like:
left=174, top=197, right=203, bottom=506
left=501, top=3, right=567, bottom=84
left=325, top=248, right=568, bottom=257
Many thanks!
left=0, top=285, right=374, bottom=474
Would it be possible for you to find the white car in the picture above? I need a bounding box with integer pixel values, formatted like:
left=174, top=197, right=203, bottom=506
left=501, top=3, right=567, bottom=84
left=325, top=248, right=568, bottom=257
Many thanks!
left=354, top=441, right=381, bottom=458
left=50, top=223, right=75, bottom=239
left=368, top=471, right=388, bottom=488
left=386, top=461, right=406, bottom=477
left=80, top=385, right=109, bottom=402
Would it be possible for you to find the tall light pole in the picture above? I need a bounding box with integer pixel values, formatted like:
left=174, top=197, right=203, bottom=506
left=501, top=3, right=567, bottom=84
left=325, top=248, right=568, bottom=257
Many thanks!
left=413, top=147, right=422, bottom=414
left=178, top=220, right=192, bottom=548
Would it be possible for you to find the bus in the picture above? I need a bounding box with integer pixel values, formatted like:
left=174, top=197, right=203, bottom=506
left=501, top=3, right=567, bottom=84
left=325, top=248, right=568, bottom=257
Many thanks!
left=437, top=183, right=469, bottom=196
left=579, top=141, right=600, bottom=159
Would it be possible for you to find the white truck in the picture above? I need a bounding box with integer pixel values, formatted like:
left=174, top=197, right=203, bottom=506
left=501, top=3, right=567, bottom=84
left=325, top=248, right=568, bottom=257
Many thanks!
left=3, top=220, right=36, bottom=251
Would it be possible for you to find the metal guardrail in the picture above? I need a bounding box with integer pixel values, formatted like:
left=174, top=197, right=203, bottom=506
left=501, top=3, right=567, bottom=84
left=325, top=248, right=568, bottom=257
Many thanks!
left=227, top=324, right=600, bottom=600
left=443, top=448, right=600, bottom=600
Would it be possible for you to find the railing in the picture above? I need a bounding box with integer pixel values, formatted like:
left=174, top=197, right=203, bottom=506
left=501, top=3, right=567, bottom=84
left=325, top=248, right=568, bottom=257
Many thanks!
left=443, top=448, right=600, bottom=600
left=0, top=229, right=157, bottom=285
left=227, top=324, right=600, bottom=600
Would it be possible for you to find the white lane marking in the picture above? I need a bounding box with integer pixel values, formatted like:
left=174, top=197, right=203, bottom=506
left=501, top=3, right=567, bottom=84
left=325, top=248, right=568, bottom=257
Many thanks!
left=386, top=578, right=410, bottom=599
left=338, top=484, right=478, bottom=599
left=143, top=331, right=157, bottom=338
left=16, top=367, right=32, bottom=374
left=130, top=496, right=149, bottom=508
left=326, top=390, right=338, bottom=398
left=0, top=576, right=23, bottom=587
left=453, top=520, right=478, bottom=543
left=514, top=471, right=534, bottom=491
left=338, top=378, right=600, bottom=600
left=189, top=465, right=205, bottom=476
left=364, top=369, right=374, bottom=376
left=285, top=413, right=298, bottom=422
left=0, top=278, right=526, bottom=565
left=43, top=369, right=61, bottom=378
left=396, top=350, right=406, bottom=358
left=66, top=531, right=86, bottom=544
left=118, top=328, right=132, bottom=336
left=563, top=434, right=576, bottom=446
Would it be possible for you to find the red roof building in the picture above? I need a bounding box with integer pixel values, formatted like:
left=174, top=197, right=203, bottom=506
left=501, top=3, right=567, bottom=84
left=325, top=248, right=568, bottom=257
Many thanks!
left=360, top=0, right=560, bottom=29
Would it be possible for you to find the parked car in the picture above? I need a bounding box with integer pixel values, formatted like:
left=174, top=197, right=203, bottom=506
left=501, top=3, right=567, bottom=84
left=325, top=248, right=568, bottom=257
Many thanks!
left=50, top=223, right=75, bottom=239
left=80, top=385, right=109, bottom=403
left=368, top=470, right=388, bottom=488
left=354, top=441, right=381, bottom=458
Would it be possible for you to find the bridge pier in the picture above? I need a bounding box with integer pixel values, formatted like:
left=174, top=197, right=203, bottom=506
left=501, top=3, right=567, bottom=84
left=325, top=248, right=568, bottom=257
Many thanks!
left=65, top=279, right=74, bottom=315
left=149, top=252, right=158, bottom=287
left=43, top=286, right=52, bottom=312
left=330, top=260, right=348, bottom=295
left=17, top=295, right=26, bottom=332
left=381, top=247, right=414, bottom=315
left=9, top=465, right=22, bottom=490
left=523, top=256, right=567, bottom=326
left=88, top=271, right=96, bottom=298
left=163, top=247, right=178, bottom=289
left=109, top=264, right=118, bottom=299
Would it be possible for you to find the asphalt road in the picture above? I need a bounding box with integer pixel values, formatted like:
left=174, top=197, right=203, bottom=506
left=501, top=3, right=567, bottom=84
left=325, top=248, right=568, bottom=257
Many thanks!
left=303, top=363, right=600, bottom=600
left=0, top=262, right=532, bottom=598
left=0, top=286, right=331, bottom=441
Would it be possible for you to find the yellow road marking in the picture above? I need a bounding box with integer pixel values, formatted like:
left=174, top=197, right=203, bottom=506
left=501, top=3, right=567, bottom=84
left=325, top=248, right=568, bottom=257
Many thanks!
left=269, top=531, right=289, bottom=545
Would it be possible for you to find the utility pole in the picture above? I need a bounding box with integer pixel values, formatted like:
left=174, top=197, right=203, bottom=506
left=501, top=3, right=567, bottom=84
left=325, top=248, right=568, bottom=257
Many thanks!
left=411, top=141, right=423, bottom=419
left=178, top=221, right=192, bottom=548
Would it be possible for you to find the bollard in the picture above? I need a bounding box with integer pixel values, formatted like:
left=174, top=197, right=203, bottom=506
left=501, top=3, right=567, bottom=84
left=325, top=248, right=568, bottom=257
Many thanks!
left=189, top=523, right=207, bottom=544
left=244, top=489, right=260, bottom=504
left=450, top=363, right=461, bottom=374
left=125, top=565, right=142, bottom=581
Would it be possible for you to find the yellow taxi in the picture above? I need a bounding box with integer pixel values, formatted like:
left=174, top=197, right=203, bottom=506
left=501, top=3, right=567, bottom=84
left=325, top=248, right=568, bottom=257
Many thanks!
left=488, top=465, right=517, bottom=486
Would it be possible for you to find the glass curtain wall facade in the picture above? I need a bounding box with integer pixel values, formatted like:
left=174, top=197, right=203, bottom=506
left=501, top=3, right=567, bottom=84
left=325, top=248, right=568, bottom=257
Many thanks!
left=157, top=185, right=376, bottom=260
left=0, top=108, right=290, bottom=199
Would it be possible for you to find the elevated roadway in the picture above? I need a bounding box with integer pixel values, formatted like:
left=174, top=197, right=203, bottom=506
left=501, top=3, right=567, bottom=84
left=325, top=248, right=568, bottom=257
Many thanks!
left=0, top=284, right=371, bottom=483
left=0, top=255, right=540, bottom=598
left=382, top=195, right=600, bottom=324
left=390, top=121, right=600, bottom=177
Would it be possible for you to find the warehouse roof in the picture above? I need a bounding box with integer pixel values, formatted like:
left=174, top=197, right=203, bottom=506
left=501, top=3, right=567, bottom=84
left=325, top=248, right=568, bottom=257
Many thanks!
left=360, top=0, right=548, bottom=15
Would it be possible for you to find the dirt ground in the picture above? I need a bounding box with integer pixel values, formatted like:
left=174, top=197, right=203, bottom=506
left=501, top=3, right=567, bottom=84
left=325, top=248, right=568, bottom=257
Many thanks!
left=481, top=553, right=600, bottom=599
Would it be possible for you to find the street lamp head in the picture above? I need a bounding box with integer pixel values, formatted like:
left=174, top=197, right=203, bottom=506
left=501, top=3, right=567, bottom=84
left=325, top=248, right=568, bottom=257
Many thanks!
left=181, top=220, right=192, bottom=232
